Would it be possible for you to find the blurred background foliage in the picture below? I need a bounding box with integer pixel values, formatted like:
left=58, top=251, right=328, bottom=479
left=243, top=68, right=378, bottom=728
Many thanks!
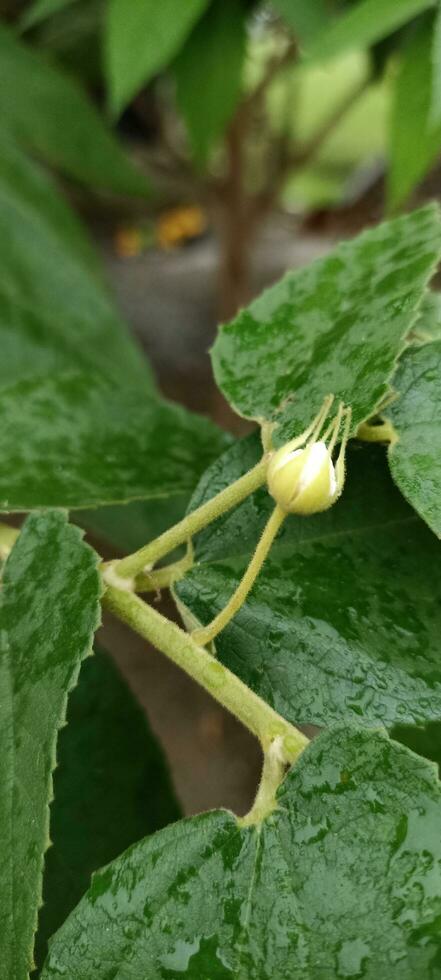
left=1, top=0, right=441, bottom=316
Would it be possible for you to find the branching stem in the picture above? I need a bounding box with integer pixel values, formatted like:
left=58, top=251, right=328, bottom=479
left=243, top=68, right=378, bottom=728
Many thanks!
left=113, top=457, right=268, bottom=581
left=104, top=585, right=308, bottom=763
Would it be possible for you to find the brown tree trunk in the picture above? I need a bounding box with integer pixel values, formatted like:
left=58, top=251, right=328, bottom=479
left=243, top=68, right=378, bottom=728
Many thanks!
left=215, top=114, right=253, bottom=321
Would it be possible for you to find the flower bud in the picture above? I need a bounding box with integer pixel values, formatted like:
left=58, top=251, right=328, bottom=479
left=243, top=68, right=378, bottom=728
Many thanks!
left=267, top=440, right=337, bottom=515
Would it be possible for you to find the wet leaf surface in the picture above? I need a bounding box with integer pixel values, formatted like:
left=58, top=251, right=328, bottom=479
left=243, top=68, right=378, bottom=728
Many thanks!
left=176, top=435, right=441, bottom=729
left=0, top=511, right=101, bottom=978
left=387, top=339, right=441, bottom=537
left=392, top=722, right=441, bottom=776
left=0, top=140, right=228, bottom=512
left=211, top=206, right=441, bottom=446
left=35, top=647, right=180, bottom=972
left=0, top=372, right=228, bottom=511
left=42, top=727, right=441, bottom=979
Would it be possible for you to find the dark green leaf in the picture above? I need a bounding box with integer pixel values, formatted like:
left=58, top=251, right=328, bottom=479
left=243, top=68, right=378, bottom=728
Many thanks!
left=388, top=16, right=441, bottom=212
left=0, top=511, right=101, bottom=978
left=105, top=0, right=210, bottom=116
left=0, top=139, right=147, bottom=388
left=0, top=372, right=229, bottom=511
left=211, top=205, right=441, bottom=446
left=387, top=339, right=441, bottom=537
left=0, top=23, right=148, bottom=195
left=176, top=435, right=441, bottom=729
left=174, top=0, right=246, bottom=165
left=42, top=727, right=441, bottom=979
left=392, top=721, right=441, bottom=774
left=35, top=647, right=180, bottom=971
left=306, top=0, right=435, bottom=61
left=272, top=0, right=331, bottom=43
left=79, top=494, right=191, bottom=554
left=20, top=0, right=78, bottom=31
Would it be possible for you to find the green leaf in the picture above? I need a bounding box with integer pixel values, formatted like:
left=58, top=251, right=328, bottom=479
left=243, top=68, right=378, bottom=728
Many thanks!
left=0, top=372, right=229, bottom=511
left=175, top=436, right=441, bottom=729
left=20, top=0, right=78, bottom=31
left=431, top=1, right=441, bottom=124
left=105, top=0, right=210, bottom=116
left=79, top=494, right=191, bottom=554
left=0, top=140, right=229, bottom=511
left=272, top=0, right=331, bottom=43
left=211, top=205, right=441, bottom=447
left=0, top=511, right=101, bottom=979
left=387, top=16, right=441, bottom=212
left=42, top=727, right=441, bottom=979
left=0, top=139, right=147, bottom=388
left=35, top=647, right=180, bottom=971
left=0, top=23, right=148, bottom=195
left=305, top=0, right=435, bottom=62
left=174, top=0, right=246, bottom=165
left=386, top=339, right=441, bottom=537
left=392, top=721, right=441, bottom=774
left=408, top=289, right=441, bottom=343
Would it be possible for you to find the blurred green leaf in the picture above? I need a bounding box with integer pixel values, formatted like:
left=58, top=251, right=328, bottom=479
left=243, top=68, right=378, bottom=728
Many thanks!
left=272, top=0, right=331, bottom=43
left=42, top=727, right=441, bottom=979
left=79, top=494, right=191, bottom=554
left=20, top=0, right=78, bottom=31
left=431, top=1, right=441, bottom=124
left=211, top=206, right=441, bottom=447
left=0, top=512, right=101, bottom=978
left=0, top=23, right=148, bottom=195
left=105, top=0, right=209, bottom=116
left=176, top=437, right=441, bottom=729
left=0, top=139, right=147, bottom=388
left=387, top=339, right=441, bottom=537
left=35, top=647, right=180, bottom=972
left=174, top=0, right=246, bottom=165
left=306, top=0, right=435, bottom=61
left=388, top=16, right=441, bottom=211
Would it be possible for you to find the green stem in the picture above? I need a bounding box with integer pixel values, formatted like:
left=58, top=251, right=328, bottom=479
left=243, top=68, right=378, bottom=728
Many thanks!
left=240, top=737, right=288, bottom=827
left=114, top=457, right=268, bottom=581
left=103, top=585, right=308, bottom=761
left=135, top=541, right=194, bottom=593
left=192, top=504, right=286, bottom=647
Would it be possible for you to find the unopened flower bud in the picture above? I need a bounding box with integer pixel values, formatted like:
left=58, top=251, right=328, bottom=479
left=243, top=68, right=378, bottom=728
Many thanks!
left=267, top=440, right=337, bottom=515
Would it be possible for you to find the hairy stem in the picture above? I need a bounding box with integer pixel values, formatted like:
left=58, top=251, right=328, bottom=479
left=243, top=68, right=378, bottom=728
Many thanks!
left=0, top=523, right=19, bottom=560
left=104, top=585, right=308, bottom=761
left=113, top=457, right=268, bottom=580
left=192, top=504, right=286, bottom=646
left=135, top=542, right=194, bottom=593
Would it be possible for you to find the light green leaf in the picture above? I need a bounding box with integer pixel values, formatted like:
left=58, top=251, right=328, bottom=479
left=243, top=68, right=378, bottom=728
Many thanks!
left=272, top=0, right=331, bottom=43
left=0, top=372, right=228, bottom=511
left=0, top=23, right=148, bottom=195
left=105, top=0, right=209, bottom=116
left=35, top=647, right=180, bottom=971
left=42, top=727, right=441, bottom=979
left=176, top=436, right=441, bottom=729
left=387, top=339, right=441, bottom=537
left=20, top=0, right=78, bottom=31
left=388, top=16, right=441, bottom=212
left=211, top=205, right=441, bottom=447
left=174, top=0, right=246, bottom=165
left=0, top=511, right=101, bottom=979
left=305, top=0, right=435, bottom=62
